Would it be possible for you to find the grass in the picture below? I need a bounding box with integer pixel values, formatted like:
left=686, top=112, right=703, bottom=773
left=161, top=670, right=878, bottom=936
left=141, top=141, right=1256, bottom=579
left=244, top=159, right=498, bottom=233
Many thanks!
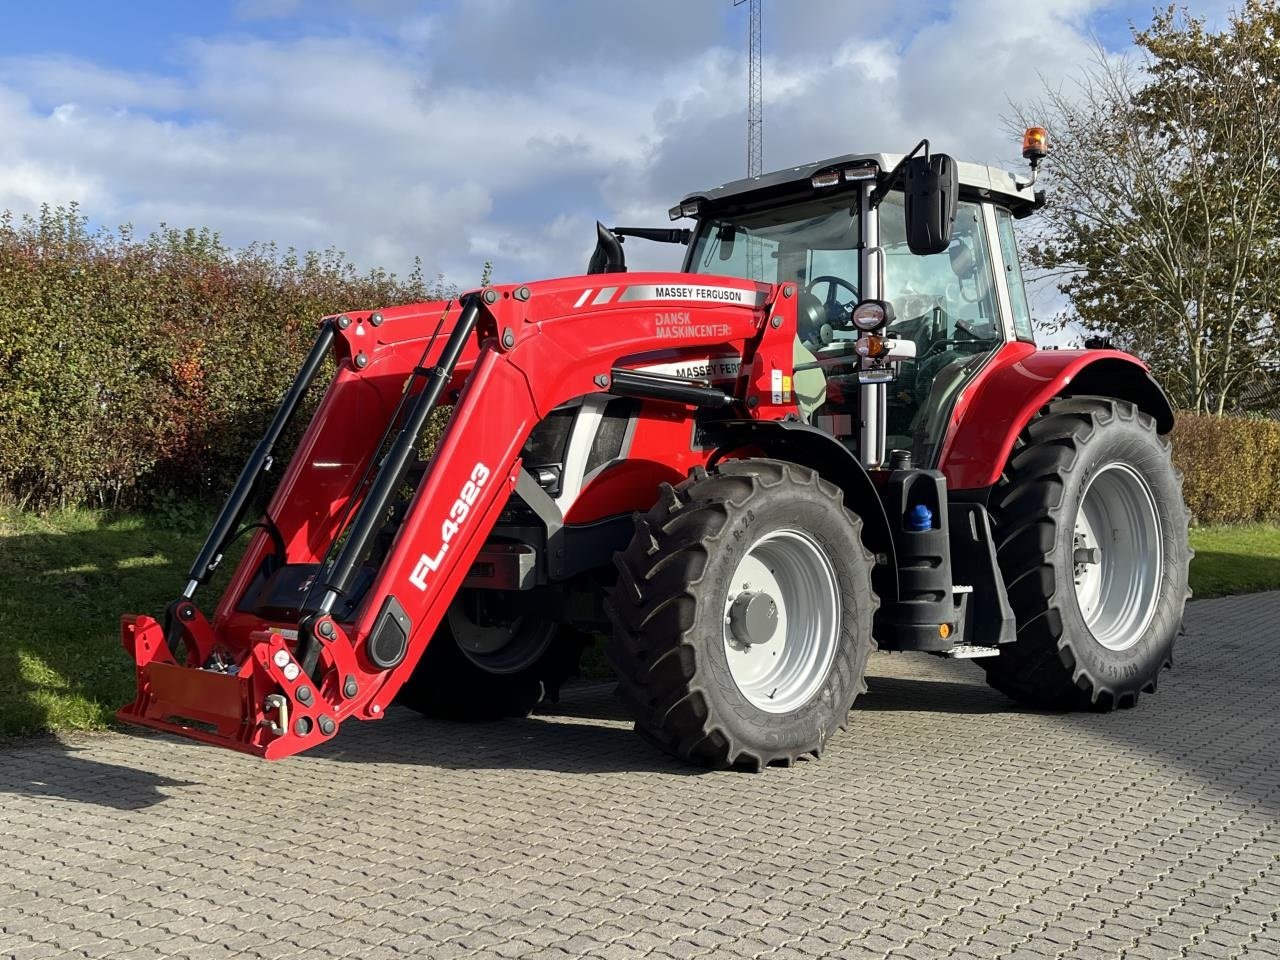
left=0, top=503, right=216, bottom=738
left=1186, top=524, right=1280, bottom=599
left=1, top=506, right=1278, bottom=739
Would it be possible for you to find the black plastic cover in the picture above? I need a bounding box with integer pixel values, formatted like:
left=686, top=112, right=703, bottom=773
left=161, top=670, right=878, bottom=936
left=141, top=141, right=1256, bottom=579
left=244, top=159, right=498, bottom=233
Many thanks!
left=587, top=222, right=627, bottom=274
left=368, top=595, right=411, bottom=669
left=904, top=154, right=958, bottom=255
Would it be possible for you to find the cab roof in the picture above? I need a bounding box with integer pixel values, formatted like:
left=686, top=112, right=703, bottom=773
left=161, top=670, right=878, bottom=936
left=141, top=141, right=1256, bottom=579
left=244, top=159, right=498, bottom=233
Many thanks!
left=679, top=151, right=1038, bottom=218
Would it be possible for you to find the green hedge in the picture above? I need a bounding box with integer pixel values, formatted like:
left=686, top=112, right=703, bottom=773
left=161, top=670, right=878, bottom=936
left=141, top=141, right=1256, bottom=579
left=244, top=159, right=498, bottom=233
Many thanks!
left=0, top=209, right=1270, bottom=527
left=0, top=205, right=453, bottom=509
left=1173, top=412, right=1280, bottom=526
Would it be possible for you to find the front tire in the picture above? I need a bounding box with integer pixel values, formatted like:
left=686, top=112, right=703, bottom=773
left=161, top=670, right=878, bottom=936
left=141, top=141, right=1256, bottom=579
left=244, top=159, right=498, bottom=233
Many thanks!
left=983, top=398, right=1190, bottom=710
left=396, top=591, right=587, bottom=720
left=606, top=459, right=877, bottom=770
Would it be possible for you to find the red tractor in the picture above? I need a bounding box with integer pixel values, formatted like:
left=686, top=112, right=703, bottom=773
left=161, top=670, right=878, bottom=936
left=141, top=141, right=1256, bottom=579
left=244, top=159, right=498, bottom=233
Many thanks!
left=119, top=134, right=1190, bottom=769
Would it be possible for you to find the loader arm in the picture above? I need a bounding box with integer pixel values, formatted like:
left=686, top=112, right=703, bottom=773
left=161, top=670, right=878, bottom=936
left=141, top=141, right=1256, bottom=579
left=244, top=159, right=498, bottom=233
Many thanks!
left=120, top=275, right=799, bottom=759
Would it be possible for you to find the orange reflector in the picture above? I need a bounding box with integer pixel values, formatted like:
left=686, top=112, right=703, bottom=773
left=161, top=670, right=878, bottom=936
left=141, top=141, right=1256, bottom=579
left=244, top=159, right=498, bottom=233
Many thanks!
left=939, top=623, right=952, bottom=639
left=855, top=334, right=885, bottom=358
left=1022, top=126, right=1048, bottom=161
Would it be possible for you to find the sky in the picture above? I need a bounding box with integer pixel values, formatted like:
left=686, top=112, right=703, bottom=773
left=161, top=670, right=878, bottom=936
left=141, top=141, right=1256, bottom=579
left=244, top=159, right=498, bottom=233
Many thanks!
left=0, top=0, right=1234, bottom=318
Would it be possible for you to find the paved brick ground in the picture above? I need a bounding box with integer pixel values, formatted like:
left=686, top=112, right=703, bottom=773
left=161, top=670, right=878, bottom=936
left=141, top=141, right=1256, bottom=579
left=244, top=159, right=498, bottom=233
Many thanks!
left=1, top=593, right=1278, bottom=960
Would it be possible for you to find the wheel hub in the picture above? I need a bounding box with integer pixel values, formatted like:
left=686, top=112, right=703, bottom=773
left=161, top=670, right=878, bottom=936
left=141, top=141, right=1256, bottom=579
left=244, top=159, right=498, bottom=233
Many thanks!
left=728, top=590, right=779, bottom=646
left=722, top=529, right=840, bottom=714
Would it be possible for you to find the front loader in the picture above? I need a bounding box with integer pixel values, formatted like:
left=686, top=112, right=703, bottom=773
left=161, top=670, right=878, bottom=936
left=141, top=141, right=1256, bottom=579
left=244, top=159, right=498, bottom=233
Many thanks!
left=120, top=131, right=1190, bottom=769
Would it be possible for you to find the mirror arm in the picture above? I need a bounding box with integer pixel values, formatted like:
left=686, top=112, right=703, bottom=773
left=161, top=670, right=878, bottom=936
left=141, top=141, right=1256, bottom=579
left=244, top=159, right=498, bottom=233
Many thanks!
left=871, top=138, right=930, bottom=209
left=611, top=226, right=693, bottom=245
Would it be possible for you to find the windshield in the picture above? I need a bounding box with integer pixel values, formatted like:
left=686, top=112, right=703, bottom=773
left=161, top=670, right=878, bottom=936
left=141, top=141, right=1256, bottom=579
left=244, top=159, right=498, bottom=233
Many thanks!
left=687, top=196, right=861, bottom=293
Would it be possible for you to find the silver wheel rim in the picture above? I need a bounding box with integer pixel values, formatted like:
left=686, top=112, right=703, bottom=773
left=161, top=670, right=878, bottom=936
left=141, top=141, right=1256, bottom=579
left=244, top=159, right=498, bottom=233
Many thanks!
left=1072, top=462, right=1162, bottom=651
left=722, top=528, right=840, bottom=713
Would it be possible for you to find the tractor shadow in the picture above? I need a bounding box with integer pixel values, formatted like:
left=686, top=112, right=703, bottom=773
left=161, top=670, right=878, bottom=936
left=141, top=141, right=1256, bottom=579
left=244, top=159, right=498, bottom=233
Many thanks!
left=318, top=681, right=711, bottom=776
left=859, top=672, right=1017, bottom=715
left=0, top=736, right=192, bottom=810
left=321, top=671, right=1020, bottom=777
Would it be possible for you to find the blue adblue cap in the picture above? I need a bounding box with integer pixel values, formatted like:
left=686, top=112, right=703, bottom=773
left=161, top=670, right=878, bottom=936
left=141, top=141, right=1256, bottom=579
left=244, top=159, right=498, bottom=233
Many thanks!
left=906, top=503, right=933, bottom=532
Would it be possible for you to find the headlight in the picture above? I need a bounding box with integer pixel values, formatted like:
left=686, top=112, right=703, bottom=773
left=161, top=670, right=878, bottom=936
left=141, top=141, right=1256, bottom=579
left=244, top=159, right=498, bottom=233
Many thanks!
left=851, top=299, right=895, bottom=332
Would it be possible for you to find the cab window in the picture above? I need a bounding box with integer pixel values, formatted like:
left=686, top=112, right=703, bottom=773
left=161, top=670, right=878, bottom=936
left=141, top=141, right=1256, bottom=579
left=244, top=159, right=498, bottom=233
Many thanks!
left=994, top=207, right=1035, bottom=343
left=879, top=193, right=1002, bottom=464
left=880, top=194, right=1000, bottom=342
left=688, top=197, right=859, bottom=294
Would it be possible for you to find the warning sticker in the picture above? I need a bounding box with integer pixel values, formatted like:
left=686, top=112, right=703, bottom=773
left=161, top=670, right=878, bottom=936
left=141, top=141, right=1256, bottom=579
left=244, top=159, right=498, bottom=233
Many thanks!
left=770, top=369, right=792, bottom=404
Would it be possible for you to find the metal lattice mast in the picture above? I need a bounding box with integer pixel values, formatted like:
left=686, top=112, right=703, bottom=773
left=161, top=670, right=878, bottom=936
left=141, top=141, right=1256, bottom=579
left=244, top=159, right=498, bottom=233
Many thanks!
left=747, top=0, right=762, bottom=178
left=734, top=0, right=763, bottom=178
left=734, top=0, right=764, bottom=277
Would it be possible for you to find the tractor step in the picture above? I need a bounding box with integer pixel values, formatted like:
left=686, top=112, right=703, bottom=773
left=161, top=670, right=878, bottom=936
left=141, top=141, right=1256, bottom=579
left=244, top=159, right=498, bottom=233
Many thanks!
left=941, top=644, right=1001, bottom=659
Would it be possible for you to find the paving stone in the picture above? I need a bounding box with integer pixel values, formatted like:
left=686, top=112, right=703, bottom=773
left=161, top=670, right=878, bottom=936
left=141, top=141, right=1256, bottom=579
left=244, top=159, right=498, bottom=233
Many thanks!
left=0, top=593, right=1276, bottom=960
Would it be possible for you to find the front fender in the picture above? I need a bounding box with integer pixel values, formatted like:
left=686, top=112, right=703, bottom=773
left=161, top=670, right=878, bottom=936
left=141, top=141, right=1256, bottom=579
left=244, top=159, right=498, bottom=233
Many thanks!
left=704, top=419, right=898, bottom=600
left=938, top=344, right=1176, bottom=491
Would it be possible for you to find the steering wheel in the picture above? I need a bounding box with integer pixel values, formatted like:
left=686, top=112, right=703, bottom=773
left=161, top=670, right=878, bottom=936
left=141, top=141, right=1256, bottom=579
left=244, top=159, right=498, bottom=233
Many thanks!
left=806, top=275, right=859, bottom=324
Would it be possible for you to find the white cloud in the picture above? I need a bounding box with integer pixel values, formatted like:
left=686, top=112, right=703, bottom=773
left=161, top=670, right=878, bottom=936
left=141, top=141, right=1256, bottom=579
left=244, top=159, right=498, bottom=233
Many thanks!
left=0, top=0, right=1143, bottom=296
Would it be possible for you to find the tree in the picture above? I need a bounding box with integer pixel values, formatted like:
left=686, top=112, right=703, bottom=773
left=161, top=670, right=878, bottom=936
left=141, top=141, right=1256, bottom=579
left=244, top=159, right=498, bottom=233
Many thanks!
left=1017, top=1, right=1280, bottom=414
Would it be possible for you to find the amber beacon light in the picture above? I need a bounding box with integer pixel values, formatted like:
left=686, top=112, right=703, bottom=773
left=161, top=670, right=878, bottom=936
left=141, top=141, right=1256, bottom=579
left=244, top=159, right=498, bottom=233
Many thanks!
left=1022, top=126, right=1049, bottom=167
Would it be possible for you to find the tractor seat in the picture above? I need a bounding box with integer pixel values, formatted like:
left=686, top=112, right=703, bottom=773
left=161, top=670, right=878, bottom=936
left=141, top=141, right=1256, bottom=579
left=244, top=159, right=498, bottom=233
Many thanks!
left=793, top=338, right=827, bottom=423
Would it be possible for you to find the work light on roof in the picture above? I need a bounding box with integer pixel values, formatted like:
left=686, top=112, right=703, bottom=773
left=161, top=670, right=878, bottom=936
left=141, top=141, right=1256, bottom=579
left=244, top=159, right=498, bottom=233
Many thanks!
left=843, top=164, right=877, bottom=181
left=668, top=201, right=701, bottom=221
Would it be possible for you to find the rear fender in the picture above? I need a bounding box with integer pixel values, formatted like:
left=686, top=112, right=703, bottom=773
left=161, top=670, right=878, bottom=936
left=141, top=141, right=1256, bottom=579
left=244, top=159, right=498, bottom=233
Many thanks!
left=939, top=346, right=1175, bottom=491
left=704, top=419, right=898, bottom=601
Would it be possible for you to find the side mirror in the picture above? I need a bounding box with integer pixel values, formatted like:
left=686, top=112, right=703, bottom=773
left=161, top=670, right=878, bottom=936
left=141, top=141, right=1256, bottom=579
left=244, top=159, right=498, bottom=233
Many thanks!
left=587, top=222, right=627, bottom=275
left=903, top=153, right=957, bottom=255
left=716, top=224, right=737, bottom=261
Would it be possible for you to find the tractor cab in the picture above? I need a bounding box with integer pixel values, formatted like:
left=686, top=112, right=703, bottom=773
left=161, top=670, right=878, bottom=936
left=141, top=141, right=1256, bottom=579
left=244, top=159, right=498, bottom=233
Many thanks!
left=674, top=146, right=1040, bottom=469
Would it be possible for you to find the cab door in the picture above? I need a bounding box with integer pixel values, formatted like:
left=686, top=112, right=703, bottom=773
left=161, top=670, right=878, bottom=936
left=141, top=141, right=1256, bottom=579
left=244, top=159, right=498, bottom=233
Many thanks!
left=876, top=192, right=1010, bottom=465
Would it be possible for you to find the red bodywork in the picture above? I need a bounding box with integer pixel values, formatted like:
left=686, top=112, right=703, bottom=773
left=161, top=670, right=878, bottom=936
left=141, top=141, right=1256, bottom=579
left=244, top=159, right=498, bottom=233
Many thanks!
left=937, top=342, right=1168, bottom=490
left=120, top=274, right=800, bottom=758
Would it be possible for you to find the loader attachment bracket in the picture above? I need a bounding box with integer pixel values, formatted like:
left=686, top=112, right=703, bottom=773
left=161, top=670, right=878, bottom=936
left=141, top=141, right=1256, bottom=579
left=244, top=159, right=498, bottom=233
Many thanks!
left=119, top=614, right=344, bottom=758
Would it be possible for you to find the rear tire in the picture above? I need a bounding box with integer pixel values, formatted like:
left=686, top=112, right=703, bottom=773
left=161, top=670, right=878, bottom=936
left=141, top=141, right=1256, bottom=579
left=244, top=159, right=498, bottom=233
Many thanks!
left=606, top=459, right=877, bottom=770
left=396, top=594, right=587, bottom=720
left=983, top=398, right=1190, bottom=710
